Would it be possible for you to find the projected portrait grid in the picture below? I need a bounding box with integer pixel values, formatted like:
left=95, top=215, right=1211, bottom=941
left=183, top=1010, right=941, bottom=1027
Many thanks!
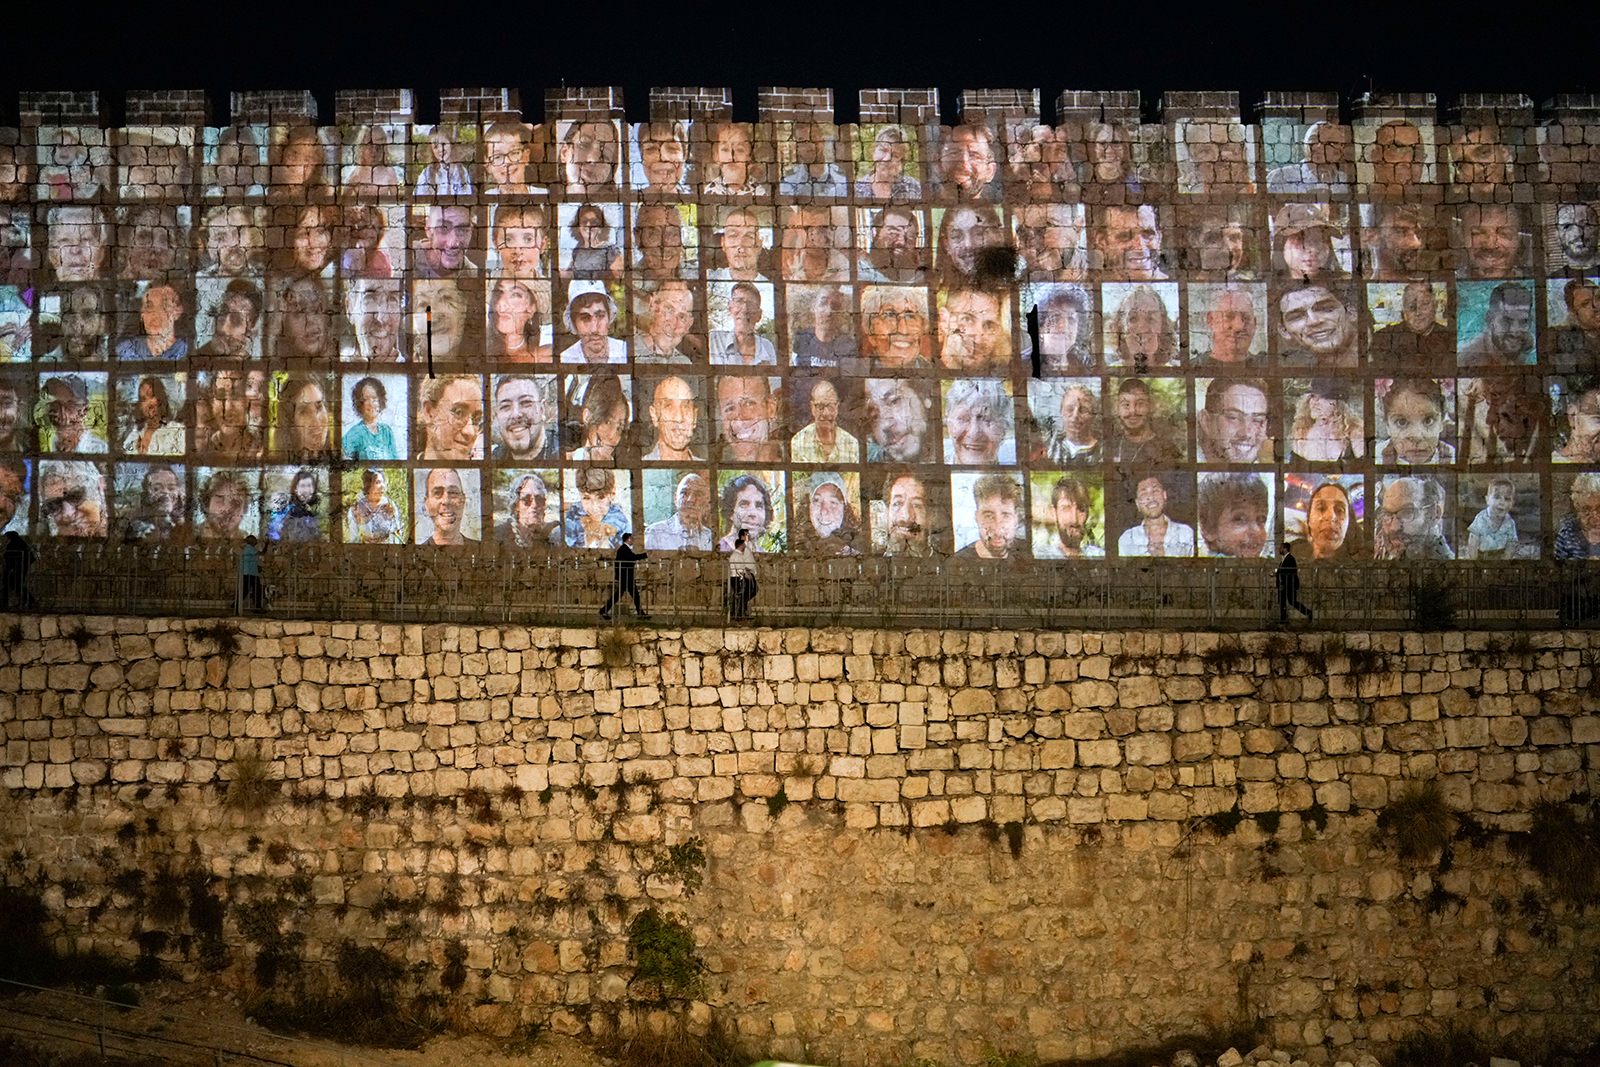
left=0, top=109, right=1596, bottom=565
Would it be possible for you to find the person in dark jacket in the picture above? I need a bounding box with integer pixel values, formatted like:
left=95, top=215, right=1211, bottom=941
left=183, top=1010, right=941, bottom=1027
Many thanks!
left=599, top=533, right=649, bottom=620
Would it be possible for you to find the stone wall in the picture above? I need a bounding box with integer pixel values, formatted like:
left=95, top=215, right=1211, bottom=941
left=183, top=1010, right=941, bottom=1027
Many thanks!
left=2, top=614, right=1599, bottom=1065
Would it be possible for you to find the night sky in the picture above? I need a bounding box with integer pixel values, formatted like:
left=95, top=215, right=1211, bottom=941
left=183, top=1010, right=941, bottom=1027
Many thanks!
left=4, top=3, right=1596, bottom=124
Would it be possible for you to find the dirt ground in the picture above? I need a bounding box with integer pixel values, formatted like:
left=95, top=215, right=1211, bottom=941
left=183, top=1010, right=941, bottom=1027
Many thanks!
left=0, top=982, right=615, bottom=1067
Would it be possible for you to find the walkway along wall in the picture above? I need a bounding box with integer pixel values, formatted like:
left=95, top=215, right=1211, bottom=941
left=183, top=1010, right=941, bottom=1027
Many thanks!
left=2, top=615, right=1598, bottom=1065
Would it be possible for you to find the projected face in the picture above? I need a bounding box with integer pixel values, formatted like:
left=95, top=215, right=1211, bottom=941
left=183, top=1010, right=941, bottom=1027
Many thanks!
left=945, top=207, right=998, bottom=276
left=1278, top=288, right=1353, bottom=358
left=1306, top=485, right=1351, bottom=559
left=886, top=475, right=927, bottom=553
left=1098, top=206, right=1162, bottom=278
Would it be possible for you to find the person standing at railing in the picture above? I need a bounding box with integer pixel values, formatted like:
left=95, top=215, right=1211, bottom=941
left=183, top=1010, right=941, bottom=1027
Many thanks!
left=239, top=534, right=262, bottom=613
left=599, top=533, right=649, bottom=622
left=2, top=530, right=34, bottom=610
left=727, top=530, right=758, bottom=621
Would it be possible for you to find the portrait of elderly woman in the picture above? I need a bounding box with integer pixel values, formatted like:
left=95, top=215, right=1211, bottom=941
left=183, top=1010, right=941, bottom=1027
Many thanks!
left=718, top=471, right=783, bottom=553
left=273, top=375, right=334, bottom=463
left=793, top=472, right=862, bottom=557
left=1552, top=376, right=1600, bottom=465
left=944, top=378, right=1016, bottom=466
left=1103, top=283, right=1179, bottom=369
left=411, top=279, right=471, bottom=362
left=859, top=285, right=930, bottom=370
left=1556, top=473, right=1600, bottom=561
left=1015, top=203, right=1086, bottom=281
left=486, top=278, right=552, bottom=361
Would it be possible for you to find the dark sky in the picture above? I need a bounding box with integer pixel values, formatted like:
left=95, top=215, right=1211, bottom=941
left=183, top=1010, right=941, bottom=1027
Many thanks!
left=6, top=2, right=1596, bottom=123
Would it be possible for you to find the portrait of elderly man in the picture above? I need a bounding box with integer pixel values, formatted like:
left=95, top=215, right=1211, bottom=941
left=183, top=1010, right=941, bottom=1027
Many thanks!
left=1117, top=474, right=1194, bottom=558
left=559, top=283, right=627, bottom=365
left=779, top=122, right=849, bottom=198
left=47, top=206, right=109, bottom=283
left=1267, top=120, right=1355, bottom=194
left=416, top=468, right=476, bottom=546
left=790, top=379, right=857, bottom=464
left=790, top=286, right=856, bottom=369
left=945, top=378, right=1016, bottom=466
left=932, top=124, right=1001, bottom=201
left=1105, top=378, right=1182, bottom=466
left=42, top=286, right=111, bottom=362
left=198, top=205, right=265, bottom=277
left=635, top=281, right=697, bottom=365
left=1374, top=475, right=1454, bottom=560
left=1015, top=203, right=1085, bottom=282
left=933, top=203, right=1004, bottom=288
left=342, top=279, right=404, bottom=362
left=492, top=204, right=547, bottom=277
left=490, top=375, right=557, bottom=462
left=194, top=470, right=252, bottom=542
left=1459, top=282, right=1536, bottom=367
left=1092, top=205, right=1166, bottom=280
left=860, top=285, right=930, bottom=369
left=1198, top=472, right=1272, bottom=559
left=495, top=473, right=557, bottom=549
left=117, top=206, right=183, bottom=281
left=42, top=374, right=107, bottom=454
left=938, top=289, right=1010, bottom=371
left=856, top=206, right=924, bottom=284
left=1556, top=473, right=1600, bottom=561
left=1197, top=377, right=1272, bottom=464
left=1368, top=282, right=1454, bottom=367
left=1273, top=203, right=1347, bottom=281
left=1276, top=284, right=1359, bottom=369
left=115, top=283, right=189, bottom=361
left=633, top=120, right=692, bottom=193
left=865, top=378, right=935, bottom=464
left=879, top=468, right=934, bottom=558
left=953, top=472, right=1026, bottom=560
left=1456, top=203, right=1528, bottom=279
left=560, top=120, right=620, bottom=195
left=1191, top=284, right=1262, bottom=367
left=780, top=205, right=850, bottom=283
left=644, top=472, right=714, bottom=551
left=482, top=120, right=541, bottom=196
left=643, top=376, right=701, bottom=462
left=1552, top=277, right=1600, bottom=371
left=1105, top=284, right=1179, bottom=369
left=1031, top=284, right=1094, bottom=373
left=708, top=206, right=768, bottom=282
left=716, top=375, right=782, bottom=463
left=40, top=460, right=107, bottom=538
left=709, top=282, right=777, bottom=366
left=1553, top=203, right=1600, bottom=272
left=703, top=122, right=766, bottom=197
left=1038, top=475, right=1104, bottom=559
left=562, top=467, right=629, bottom=550
left=415, top=205, right=475, bottom=280
left=634, top=203, right=691, bottom=281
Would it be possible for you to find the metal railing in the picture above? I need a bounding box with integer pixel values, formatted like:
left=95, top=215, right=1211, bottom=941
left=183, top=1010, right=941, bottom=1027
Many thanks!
left=0, top=978, right=406, bottom=1066
left=12, top=542, right=1590, bottom=631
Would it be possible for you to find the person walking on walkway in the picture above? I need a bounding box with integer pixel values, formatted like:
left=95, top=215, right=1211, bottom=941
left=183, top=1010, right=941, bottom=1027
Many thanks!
left=600, top=533, right=650, bottom=620
left=239, top=534, right=262, bottom=612
left=1276, top=541, right=1312, bottom=623
left=727, top=529, right=758, bottom=621
left=2, top=531, right=34, bottom=609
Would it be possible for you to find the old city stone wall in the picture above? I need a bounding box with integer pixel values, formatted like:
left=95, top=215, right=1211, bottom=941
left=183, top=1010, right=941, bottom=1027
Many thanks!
left=2, top=614, right=1599, bottom=1065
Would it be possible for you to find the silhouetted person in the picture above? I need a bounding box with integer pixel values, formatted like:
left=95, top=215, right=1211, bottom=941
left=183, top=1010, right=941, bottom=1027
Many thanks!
left=599, top=533, right=649, bottom=620
left=727, top=529, right=758, bottom=621
left=1276, top=541, right=1312, bottom=623
left=239, top=534, right=261, bottom=612
left=3, top=531, right=34, bottom=609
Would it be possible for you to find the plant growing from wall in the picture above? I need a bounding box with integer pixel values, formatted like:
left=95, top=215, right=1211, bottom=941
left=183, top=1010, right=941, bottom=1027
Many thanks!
left=1511, top=798, right=1600, bottom=904
left=192, top=620, right=241, bottom=656
left=626, top=908, right=703, bottom=999
left=1377, top=781, right=1456, bottom=862
left=223, top=750, right=279, bottom=816
left=655, top=837, right=706, bottom=896
left=598, top=625, right=633, bottom=667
